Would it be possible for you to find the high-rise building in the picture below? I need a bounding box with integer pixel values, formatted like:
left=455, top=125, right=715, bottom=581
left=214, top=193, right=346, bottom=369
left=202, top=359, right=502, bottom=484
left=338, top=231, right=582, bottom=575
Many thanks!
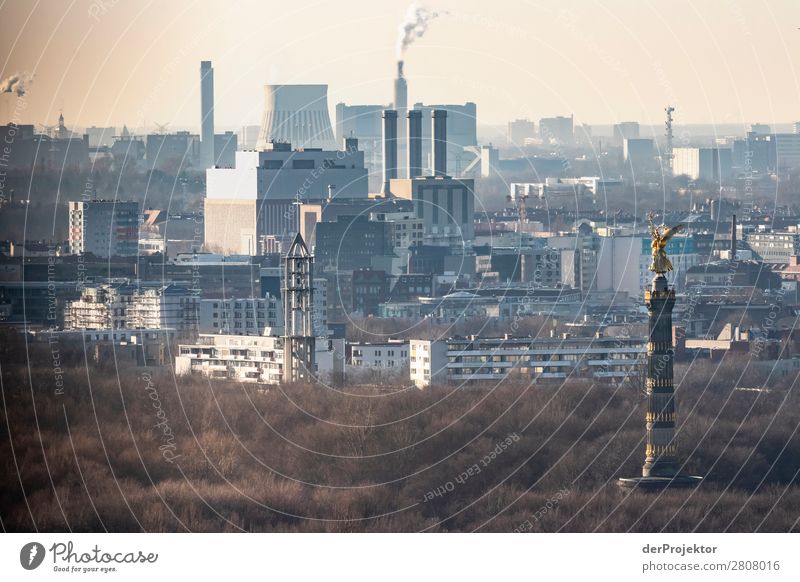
left=539, top=115, right=573, bottom=145
left=507, top=119, right=536, bottom=147
left=68, top=200, right=139, bottom=257
left=672, top=147, right=732, bottom=182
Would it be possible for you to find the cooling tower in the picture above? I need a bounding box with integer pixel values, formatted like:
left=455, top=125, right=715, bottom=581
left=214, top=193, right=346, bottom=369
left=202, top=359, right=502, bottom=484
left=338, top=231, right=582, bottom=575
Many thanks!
left=256, top=84, right=336, bottom=150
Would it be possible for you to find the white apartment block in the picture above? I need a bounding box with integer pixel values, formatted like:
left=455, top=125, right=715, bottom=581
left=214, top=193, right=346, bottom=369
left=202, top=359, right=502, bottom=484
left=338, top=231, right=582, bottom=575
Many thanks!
left=175, top=333, right=344, bottom=385
left=64, top=284, right=198, bottom=332
left=371, top=211, right=424, bottom=251
left=346, top=340, right=409, bottom=371
left=199, top=296, right=282, bottom=334
left=410, top=335, right=646, bottom=388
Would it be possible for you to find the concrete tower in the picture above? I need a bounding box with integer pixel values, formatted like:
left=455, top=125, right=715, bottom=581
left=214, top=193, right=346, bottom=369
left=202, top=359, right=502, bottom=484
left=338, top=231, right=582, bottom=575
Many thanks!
left=382, top=109, right=398, bottom=195
left=619, top=222, right=701, bottom=489
left=257, top=84, right=336, bottom=150
left=282, top=233, right=315, bottom=383
left=200, top=61, right=215, bottom=168
left=407, top=109, right=423, bottom=178
left=394, top=61, right=408, bottom=177
left=432, top=109, right=448, bottom=176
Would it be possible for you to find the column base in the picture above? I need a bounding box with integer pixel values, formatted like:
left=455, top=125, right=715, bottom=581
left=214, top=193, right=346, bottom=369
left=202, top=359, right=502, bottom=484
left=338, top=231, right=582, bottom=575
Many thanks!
left=617, top=475, right=702, bottom=490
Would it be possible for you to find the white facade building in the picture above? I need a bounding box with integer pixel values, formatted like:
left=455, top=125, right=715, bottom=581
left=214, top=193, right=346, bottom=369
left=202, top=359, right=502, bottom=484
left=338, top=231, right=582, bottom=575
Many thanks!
left=175, top=333, right=344, bottom=385
left=410, top=335, right=646, bottom=388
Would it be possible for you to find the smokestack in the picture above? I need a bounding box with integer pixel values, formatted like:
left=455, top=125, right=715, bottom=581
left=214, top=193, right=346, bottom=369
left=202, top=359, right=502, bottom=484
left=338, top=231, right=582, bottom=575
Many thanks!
left=382, top=109, right=398, bottom=195
left=432, top=109, right=447, bottom=176
left=407, top=109, right=423, bottom=178
left=731, top=214, right=737, bottom=258
left=200, top=61, right=215, bottom=168
left=394, top=62, right=408, bottom=178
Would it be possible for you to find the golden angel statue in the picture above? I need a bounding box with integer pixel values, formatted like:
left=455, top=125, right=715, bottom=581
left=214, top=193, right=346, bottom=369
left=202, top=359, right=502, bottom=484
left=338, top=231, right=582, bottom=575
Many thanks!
left=648, top=215, right=684, bottom=274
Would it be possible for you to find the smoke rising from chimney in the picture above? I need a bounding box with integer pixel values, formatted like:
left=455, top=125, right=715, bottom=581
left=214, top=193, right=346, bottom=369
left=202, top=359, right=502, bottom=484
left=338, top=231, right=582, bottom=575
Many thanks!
left=0, top=72, right=34, bottom=97
left=396, top=4, right=445, bottom=60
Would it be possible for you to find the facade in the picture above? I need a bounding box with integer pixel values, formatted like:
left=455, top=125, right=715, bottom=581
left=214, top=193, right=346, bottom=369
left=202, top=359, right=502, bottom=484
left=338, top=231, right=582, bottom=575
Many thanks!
left=68, top=200, right=139, bottom=257
left=346, top=340, right=409, bottom=372
left=175, top=333, right=344, bottom=385
left=672, top=147, right=732, bottom=182
left=623, top=138, right=655, bottom=167
left=314, top=215, right=393, bottom=270
left=145, top=132, right=200, bottom=172
left=410, top=335, right=646, bottom=388
left=389, top=175, right=475, bottom=242
left=198, top=296, right=282, bottom=334
left=613, top=121, right=640, bottom=144
left=507, top=119, right=536, bottom=147
left=371, top=211, right=424, bottom=251
left=64, top=283, right=199, bottom=333
left=748, top=229, right=800, bottom=263
left=538, top=115, right=573, bottom=145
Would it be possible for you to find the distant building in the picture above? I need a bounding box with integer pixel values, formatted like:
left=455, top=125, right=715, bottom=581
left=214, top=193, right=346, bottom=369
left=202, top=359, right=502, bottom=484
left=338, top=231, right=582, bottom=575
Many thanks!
left=198, top=295, right=282, bottom=334
left=145, top=131, right=200, bottom=172
left=352, top=269, right=389, bottom=316
left=623, top=138, right=655, bottom=168
left=673, top=147, right=732, bottom=182
left=85, top=126, right=116, bottom=148
left=204, top=142, right=368, bottom=254
left=68, top=200, right=139, bottom=257
left=314, top=215, right=392, bottom=270
left=507, top=119, right=536, bottom=147
left=539, top=115, right=573, bottom=145
left=64, top=283, right=199, bottom=333
left=213, top=131, right=237, bottom=167
left=389, top=175, right=475, bottom=242
left=410, top=335, right=646, bottom=388
left=747, top=229, right=800, bottom=263
left=613, top=121, right=640, bottom=145
left=175, top=333, right=344, bottom=385
left=346, top=340, right=409, bottom=373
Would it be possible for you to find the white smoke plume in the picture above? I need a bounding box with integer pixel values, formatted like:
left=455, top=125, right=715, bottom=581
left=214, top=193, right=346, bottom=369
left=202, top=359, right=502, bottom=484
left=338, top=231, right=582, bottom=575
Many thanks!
left=396, top=4, right=445, bottom=60
left=0, top=71, right=34, bottom=97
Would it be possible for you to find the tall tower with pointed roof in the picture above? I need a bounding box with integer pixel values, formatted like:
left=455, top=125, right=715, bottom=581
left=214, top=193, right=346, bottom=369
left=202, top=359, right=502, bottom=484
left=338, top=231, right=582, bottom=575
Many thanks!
left=282, top=233, right=315, bottom=383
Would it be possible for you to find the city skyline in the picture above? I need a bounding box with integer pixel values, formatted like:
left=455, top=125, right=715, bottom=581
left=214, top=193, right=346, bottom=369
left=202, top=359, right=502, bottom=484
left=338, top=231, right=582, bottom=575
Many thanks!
left=1, top=0, right=799, bottom=130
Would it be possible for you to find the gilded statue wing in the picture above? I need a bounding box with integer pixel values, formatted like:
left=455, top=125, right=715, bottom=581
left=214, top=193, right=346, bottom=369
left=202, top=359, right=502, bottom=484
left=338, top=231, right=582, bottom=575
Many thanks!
left=661, top=223, right=684, bottom=242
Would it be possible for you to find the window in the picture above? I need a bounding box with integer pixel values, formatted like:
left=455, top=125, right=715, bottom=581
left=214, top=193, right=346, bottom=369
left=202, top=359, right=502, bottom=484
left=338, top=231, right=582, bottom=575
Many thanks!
left=292, top=159, right=315, bottom=169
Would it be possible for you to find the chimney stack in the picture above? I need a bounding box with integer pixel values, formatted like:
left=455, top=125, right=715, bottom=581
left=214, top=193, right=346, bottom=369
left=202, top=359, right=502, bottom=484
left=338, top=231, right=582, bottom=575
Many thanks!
left=407, top=109, right=423, bottom=178
left=432, top=109, right=447, bottom=176
left=200, top=61, right=215, bottom=168
left=731, top=214, right=737, bottom=258
left=382, top=110, right=398, bottom=195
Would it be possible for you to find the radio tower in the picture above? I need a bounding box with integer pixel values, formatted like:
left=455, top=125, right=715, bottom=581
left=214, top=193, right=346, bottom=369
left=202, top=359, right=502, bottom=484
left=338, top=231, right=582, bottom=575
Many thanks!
left=664, top=105, right=675, bottom=175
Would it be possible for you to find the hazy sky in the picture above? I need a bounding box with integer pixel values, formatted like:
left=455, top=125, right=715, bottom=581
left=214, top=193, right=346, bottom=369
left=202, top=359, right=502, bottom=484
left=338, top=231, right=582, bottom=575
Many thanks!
left=1, top=0, right=799, bottom=132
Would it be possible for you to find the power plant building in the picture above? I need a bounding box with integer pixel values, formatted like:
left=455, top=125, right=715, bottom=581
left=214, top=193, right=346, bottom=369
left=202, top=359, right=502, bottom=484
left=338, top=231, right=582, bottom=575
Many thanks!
left=204, top=141, right=368, bottom=255
left=256, top=84, right=336, bottom=151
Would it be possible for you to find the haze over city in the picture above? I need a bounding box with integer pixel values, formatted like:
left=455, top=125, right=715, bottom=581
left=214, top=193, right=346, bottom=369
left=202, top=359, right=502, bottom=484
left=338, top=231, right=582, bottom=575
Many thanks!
left=2, top=0, right=800, bottom=130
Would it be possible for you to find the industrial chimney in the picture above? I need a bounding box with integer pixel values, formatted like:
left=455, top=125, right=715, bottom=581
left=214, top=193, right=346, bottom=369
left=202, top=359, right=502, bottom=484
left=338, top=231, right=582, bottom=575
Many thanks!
left=407, top=109, right=423, bottom=178
left=432, top=109, right=447, bottom=176
left=200, top=61, right=215, bottom=168
left=394, top=62, right=408, bottom=178
left=731, top=214, right=737, bottom=258
left=382, top=109, right=398, bottom=195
